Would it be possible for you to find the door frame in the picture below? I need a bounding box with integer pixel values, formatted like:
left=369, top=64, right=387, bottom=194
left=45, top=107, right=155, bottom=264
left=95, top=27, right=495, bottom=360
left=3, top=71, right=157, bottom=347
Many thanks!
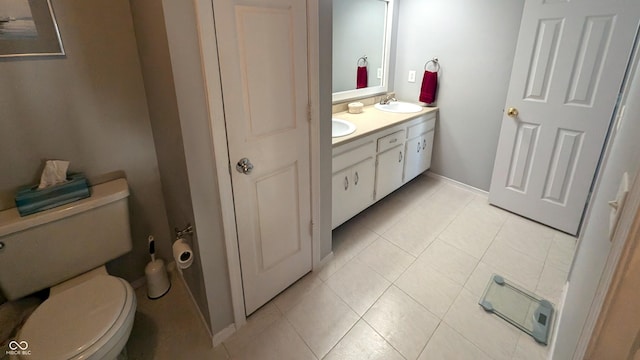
left=193, top=0, right=321, bottom=329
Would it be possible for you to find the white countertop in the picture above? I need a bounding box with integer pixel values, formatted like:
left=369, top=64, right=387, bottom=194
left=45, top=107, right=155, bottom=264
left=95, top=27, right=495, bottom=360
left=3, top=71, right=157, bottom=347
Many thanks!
left=332, top=105, right=438, bottom=147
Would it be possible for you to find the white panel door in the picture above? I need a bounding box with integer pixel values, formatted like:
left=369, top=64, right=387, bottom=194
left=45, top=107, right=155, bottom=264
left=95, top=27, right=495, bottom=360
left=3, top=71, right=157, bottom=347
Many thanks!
left=489, top=0, right=640, bottom=235
left=213, top=0, right=312, bottom=314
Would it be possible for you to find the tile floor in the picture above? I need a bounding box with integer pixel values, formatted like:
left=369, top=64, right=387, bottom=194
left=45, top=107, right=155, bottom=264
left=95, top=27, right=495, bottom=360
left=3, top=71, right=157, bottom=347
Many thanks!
left=128, top=175, right=576, bottom=360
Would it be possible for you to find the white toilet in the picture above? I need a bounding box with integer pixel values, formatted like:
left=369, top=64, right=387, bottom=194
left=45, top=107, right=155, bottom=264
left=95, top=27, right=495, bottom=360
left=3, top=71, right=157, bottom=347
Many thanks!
left=0, top=178, right=137, bottom=360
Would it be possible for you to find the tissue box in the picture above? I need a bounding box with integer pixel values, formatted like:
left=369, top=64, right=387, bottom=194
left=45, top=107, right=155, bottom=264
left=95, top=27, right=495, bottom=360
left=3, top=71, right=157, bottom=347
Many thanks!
left=15, top=173, right=91, bottom=216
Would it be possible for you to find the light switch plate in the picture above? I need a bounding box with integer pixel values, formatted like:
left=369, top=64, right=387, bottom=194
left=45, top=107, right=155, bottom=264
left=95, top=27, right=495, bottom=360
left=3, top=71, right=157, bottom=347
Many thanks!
left=408, top=70, right=416, bottom=83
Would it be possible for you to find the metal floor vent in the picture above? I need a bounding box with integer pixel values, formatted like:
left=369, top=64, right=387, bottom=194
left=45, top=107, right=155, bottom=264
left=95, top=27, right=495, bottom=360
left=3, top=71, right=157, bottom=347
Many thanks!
left=479, top=274, right=554, bottom=345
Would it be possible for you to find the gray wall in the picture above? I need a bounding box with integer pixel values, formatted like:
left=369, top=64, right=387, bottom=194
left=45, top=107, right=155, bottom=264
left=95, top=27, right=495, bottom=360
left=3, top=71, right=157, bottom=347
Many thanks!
left=393, top=0, right=524, bottom=191
left=129, top=0, right=212, bottom=330
left=161, top=0, right=234, bottom=334
left=332, top=0, right=386, bottom=93
left=0, top=0, right=172, bottom=286
left=553, top=45, right=640, bottom=359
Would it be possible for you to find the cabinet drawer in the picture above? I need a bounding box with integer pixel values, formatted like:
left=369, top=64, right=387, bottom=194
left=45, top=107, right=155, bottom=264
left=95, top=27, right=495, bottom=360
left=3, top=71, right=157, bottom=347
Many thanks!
left=333, top=141, right=376, bottom=173
left=406, top=118, right=435, bottom=139
left=377, top=130, right=405, bottom=153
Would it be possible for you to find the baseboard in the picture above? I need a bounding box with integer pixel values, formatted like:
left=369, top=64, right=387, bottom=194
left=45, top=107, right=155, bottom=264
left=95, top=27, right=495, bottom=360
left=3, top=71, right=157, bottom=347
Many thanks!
left=317, top=252, right=334, bottom=270
left=548, top=281, right=570, bottom=360
left=425, top=171, right=489, bottom=197
left=171, top=261, right=214, bottom=345
left=212, top=323, right=236, bottom=346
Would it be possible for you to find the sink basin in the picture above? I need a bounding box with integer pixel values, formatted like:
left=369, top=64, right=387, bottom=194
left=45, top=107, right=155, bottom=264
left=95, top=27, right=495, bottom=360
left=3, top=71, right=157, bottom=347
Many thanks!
left=374, top=101, right=423, bottom=113
left=332, top=118, right=356, bottom=138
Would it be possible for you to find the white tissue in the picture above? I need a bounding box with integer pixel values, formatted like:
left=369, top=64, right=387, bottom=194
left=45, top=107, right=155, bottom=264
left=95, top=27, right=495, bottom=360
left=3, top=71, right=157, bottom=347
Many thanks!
left=173, top=238, right=194, bottom=269
left=348, top=102, right=364, bottom=114
left=38, top=160, right=69, bottom=189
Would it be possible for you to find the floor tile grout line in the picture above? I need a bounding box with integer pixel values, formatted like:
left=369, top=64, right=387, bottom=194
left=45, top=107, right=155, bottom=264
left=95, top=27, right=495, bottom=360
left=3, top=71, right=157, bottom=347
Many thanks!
left=492, top=234, right=555, bottom=267
left=477, top=210, right=510, bottom=262
left=453, top=288, right=524, bottom=359
left=414, top=320, right=443, bottom=359
left=325, top=260, right=393, bottom=318
left=485, top=215, right=561, bottom=294
left=360, top=316, right=410, bottom=360
left=364, top=179, right=450, bottom=237
left=357, top=238, right=417, bottom=283
left=317, top=311, right=364, bottom=360
left=322, top=180, right=566, bottom=360
left=439, top=312, right=500, bottom=360
left=280, top=313, right=320, bottom=359
left=388, top=280, right=448, bottom=325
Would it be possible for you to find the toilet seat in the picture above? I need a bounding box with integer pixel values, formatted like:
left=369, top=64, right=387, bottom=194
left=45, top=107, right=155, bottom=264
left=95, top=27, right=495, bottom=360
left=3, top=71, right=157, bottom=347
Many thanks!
left=19, top=275, right=135, bottom=360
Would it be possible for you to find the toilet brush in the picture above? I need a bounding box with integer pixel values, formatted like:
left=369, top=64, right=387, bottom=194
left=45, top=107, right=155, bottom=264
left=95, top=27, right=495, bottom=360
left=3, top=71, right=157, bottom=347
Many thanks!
left=145, top=235, right=171, bottom=299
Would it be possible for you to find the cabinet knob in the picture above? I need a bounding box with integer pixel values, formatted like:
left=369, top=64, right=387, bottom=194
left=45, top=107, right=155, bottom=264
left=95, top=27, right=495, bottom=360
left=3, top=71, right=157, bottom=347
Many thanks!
left=344, top=176, right=349, bottom=190
left=417, top=142, right=421, bottom=153
left=354, top=171, right=359, bottom=185
left=399, top=151, right=403, bottom=163
left=422, top=139, right=426, bottom=150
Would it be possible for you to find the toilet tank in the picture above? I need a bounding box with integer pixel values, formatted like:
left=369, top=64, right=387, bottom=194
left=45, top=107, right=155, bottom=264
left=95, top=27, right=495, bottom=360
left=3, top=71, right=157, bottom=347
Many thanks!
left=0, top=178, right=132, bottom=300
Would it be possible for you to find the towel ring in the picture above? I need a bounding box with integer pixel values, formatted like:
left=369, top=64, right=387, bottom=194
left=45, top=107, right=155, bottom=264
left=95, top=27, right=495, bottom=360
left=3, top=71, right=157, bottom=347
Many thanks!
left=424, top=58, right=440, bottom=72
left=357, top=55, right=368, bottom=67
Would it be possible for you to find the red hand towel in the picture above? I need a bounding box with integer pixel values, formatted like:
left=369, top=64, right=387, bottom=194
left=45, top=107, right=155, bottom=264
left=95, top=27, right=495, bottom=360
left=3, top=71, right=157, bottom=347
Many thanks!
left=356, top=66, right=368, bottom=89
left=419, top=70, right=438, bottom=104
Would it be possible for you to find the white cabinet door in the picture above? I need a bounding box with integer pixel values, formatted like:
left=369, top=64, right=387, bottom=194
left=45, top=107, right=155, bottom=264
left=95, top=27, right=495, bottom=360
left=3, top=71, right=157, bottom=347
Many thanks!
left=331, top=158, right=375, bottom=229
left=404, top=130, right=435, bottom=183
left=404, top=136, right=424, bottom=182
left=376, top=145, right=404, bottom=200
left=350, top=158, right=375, bottom=214
left=421, top=130, right=434, bottom=172
left=332, top=167, right=351, bottom=228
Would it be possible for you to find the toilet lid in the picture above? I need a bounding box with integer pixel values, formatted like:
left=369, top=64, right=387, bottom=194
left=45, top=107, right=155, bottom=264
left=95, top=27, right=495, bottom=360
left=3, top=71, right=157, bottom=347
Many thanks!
left=19, top=275, right=128, bottom=360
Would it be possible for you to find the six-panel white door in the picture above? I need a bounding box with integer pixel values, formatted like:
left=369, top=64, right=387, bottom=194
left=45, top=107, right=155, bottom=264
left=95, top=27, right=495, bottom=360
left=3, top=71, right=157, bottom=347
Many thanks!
left=489, top=0, right=640, bottom=235
left=213, top=0, right=312, bottom=314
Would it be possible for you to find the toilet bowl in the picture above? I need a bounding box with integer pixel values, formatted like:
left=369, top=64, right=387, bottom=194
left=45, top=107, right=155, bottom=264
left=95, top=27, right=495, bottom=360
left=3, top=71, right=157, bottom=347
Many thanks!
left=18, top=272, right=136, bottom=360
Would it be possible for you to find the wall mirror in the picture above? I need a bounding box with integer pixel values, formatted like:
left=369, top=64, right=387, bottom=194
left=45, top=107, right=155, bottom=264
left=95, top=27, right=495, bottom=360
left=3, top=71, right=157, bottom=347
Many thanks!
left=332, top=0, right=394, bottom=103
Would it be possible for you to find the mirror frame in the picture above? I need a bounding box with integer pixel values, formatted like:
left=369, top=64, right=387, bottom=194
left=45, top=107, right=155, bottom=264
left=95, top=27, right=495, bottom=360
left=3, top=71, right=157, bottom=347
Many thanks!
left=332, top=0, right=394, bottom=103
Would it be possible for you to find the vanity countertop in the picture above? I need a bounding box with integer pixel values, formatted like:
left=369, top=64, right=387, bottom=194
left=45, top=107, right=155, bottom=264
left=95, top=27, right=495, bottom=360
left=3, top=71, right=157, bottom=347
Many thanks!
left=332, top=105, right=438, bottom=147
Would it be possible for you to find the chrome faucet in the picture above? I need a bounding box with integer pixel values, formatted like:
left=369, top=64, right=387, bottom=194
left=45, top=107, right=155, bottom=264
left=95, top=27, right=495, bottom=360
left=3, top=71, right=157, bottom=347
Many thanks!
left=380, top=95, right=397, bottom=105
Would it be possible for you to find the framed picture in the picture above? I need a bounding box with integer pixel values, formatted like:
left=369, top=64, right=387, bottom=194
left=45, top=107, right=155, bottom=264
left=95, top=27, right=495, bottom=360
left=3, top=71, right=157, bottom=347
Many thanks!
left=0, top=0, right=64, bottom=58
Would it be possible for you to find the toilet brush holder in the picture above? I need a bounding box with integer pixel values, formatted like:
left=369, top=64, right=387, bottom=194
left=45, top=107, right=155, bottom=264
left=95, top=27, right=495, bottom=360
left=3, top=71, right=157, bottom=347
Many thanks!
left=146, top=259, right=170, bottom=299
left=146, top=236, right=171, bottom=299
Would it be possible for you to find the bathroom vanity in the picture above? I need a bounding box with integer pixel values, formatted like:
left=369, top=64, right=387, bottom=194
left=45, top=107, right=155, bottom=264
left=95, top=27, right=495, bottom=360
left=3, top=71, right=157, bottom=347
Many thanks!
left=332, top=105, right=438, bottom=228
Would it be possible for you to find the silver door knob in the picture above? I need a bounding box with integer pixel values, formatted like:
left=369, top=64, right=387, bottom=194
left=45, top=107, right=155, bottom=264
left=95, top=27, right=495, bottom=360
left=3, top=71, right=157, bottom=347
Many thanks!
left=236, top=158, right=254, bottom=174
